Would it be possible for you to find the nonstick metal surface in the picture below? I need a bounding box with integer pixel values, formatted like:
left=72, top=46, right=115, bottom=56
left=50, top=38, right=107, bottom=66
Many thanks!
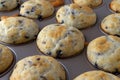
left=0, top=0, right=120, bottom=80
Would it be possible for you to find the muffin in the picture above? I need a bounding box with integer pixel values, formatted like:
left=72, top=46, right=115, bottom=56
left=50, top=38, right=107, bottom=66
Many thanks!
left=0, top=16, right=39, bottom=44
left=101, top=14, right=120, bottom=36
left=74, top=70, right=120, bottom=80
left=0, top=0, right=20, bottom=11
left=87, top=35, right=120, bottom=73
left=0, top=44, right=14, bottom=74
left=20, top=0, right=54, bottom=19
left=10, top=55, right=66, bottom=80
left=56, top=3, right=96, bottom=29
left=110, top=0, right=120, bottom=13
left=73, top=0, right=103, bottom=8
left=36, top=24, right=85, bottom=58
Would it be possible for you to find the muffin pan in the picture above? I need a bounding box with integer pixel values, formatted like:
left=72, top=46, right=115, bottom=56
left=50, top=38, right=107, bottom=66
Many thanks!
left=0, top=0, right=120, bottom=80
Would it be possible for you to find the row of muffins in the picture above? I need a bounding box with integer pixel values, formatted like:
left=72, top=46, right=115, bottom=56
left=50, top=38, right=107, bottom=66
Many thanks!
left=0, top=43, right=120, bottom=80
left=0, top=0, right=120, bottom=80
left=1, top=0, right=120, bottom=14
left=1, top=42, right=120, bottom=80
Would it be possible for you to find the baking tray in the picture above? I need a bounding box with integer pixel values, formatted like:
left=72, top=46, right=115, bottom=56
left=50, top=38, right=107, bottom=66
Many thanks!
left=0, top=0, right=120, bottom=80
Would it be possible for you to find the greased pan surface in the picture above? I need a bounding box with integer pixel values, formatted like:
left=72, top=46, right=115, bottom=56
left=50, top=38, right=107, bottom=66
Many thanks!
left=0, top=0, right=120, bottom=80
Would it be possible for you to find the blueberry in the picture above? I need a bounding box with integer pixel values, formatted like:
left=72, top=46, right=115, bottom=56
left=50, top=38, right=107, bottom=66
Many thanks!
left=116, top=10, right=119, bottom=13
left=24, top=63, right=27, bottom=66
left=36, top=58, right=40, bottom=61
left=38, top=15, right=43, bottom=21
left=70, top=30, right=76, bottom=33
left=56, top=50, right=63, bottom=58
left=34, top=35, right=37, bottom=38
left=47, top=52, right=52, bottom=55
left=112, top=69, right=120, bottom=75
left=64, top=32, right=70, bottom=38
left=81, top=19, right=84, bottom=22
left=55, top=24, right=60, bottom=26
left=60, top=44, right=63, bottom=47
left=24, top=35, right=29, bottom=39
left=57, top=15, right=60, bottom=17
left=97, top=53, right=102, bottom=56
left=17, top=3, right=20, bottom=8
left=31, top=7, right=36, bottom=12
left=105, top=26, right=108, bottom=29
left=40, top=76, right=47, bottom=80
left=1, top=1, right=5, bottom=4
left=71, top=11, right=74, bottom=15
left=94, top=62, right=99, bottom=69
left=21, top=5, right=24, bottom=8
left=28, top=61, right=33, bottom=66
left=18, top=20, right=23, bottom=23
left=42, top=41, right=46, bottom=44
left=79, top=6, right=82, bottom=8
left=64, top=30, right=76, bottom=38
left=26, top=11, right=30, bottom=14
left=2, top=4, right=6, bottom=7
left=60, top=20, right=64, bottom=24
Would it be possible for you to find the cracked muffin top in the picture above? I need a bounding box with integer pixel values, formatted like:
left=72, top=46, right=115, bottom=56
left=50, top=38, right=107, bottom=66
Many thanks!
left=56, top=3, right=96, bottom=29
left=0, top=16, right=39, bottom=44
left=20, top=0, right=54, bottom=19
left=101, top=13, right=120, bottom=36
left=36, top=24, right=85, bottom=58
left=10, top=55, right=66, bottom=80
left=87, top=35, right=120, bottom=73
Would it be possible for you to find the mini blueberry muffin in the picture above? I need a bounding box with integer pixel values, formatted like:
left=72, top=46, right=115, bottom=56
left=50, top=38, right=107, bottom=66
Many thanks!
left=36, top=24, right=85, bottom=58
left=101, top=14, right=120, bottom=36
left=87, top=35, right=120, bottom=73
left=0, top=44, right=14, bottom=74
left=0, top=16, right=39, bottom=44
left=74, top=70, right=120, bottom=80
left=0, top=0, right=20, bottom=11
left=20, top=0, right=54, bottom=19
left=110, top=0, right=120, bottom=13
left=10, top=55, right=66, bottom=80
left=56, top=3, right=96, bottom=29
left=73, top=0, right=103, bottom=8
